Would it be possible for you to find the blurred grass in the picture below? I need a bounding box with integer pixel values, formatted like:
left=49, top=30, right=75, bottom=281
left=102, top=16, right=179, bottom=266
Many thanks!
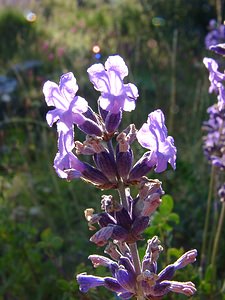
left=0, top=0, right=225, bottom=299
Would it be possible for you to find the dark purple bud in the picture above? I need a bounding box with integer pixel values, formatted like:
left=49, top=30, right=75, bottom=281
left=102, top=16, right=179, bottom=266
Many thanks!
left=99, top=105, right=108, bottom=121
left=83, top=106, right=99, bottom=123
left=98, top=212, right=116, bottom=227
left=112, top=225, right=129, bottom=242
left=78, top=119, right=102, bottom=136
left=129, top=152, right=156, bottom=182
left=90, top=226, right=114, bottom=246
left=115, top=258, right=136, bottom=293
left=104, top=277, right=126, bottom=293
left=131, top=216, right=149, bottom=237
left=94, top=150, right=118, bottom=182
left=156, top=265, right=175, bottom=282
left=105, top=110, right=122, bottom=133
left=76, top=273, right=105, bottom=293
left=116, top=146, right=133, bottom=180
left=81, top=162, right=111, bottom=186
left=151, top=281, right=170, bottom=297
left=119, top=257, right=135, bottom=275
left=115, top=207, right=133, bottom=230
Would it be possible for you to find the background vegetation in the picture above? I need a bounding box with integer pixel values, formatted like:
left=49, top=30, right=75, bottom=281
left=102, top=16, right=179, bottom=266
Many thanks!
left=0, top=0, right=224, bottom=299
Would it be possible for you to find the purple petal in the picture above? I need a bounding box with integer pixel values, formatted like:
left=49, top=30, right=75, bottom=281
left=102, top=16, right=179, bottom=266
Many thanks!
left=43, top=81, right=67, bottom=109
left=87, top=63, right=110, bottom=93
left=46, top=108, right=62, bottom=127
left=59, top=72, right=78, bottom=102
left=90, top=226, right=114, bottom=246
left=105, top=55, right=128, bottom=79
left=88, top=55, right=138, bottom=113
left=76, top=273, right=105, bottom=293
left=137, top=110, right=177, bottom=173
left=210, top=43, right=225, bottom=55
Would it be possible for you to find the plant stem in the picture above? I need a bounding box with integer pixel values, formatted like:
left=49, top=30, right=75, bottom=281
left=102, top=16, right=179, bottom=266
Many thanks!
left=211, top=201, right=225, bottom=281
left=168, top=29, right=178, bottom=134
left=200, top=165, right=215, bottom=273
left=117, top=180, right=129, bottom=211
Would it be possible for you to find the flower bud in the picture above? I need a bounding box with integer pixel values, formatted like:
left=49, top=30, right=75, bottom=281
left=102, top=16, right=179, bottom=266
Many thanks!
left=78, top=118, right=102, bottom=136
left=129, top=152, right=157, bottom=182
left=131, top=216, right=149, bottom=239
left=105, top=110, right=122, bottom=133
left=94, top=150, right=118, bottom=182
left=115, top=207, right=132, bottom=230
left=81, top=162, right=112, bottom=188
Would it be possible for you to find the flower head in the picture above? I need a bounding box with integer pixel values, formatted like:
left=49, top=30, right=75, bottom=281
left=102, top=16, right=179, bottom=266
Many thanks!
left=87, top=55, right=139, bottom=114
left=137, top=109, right=176, bottom=173
left=43, top=72, right=88, bottom=132
left=77, top=241, right=197, bottom=299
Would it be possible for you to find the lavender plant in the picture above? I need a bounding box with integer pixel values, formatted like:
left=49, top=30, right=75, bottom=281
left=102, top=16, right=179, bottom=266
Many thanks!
left=201, top=47, right=225, bottom=287
left=43, top=55, right=197, bottom=299
left=205, top=19, right=225, bottom=50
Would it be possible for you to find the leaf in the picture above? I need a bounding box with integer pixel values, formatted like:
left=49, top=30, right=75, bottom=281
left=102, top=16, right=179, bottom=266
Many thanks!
left=168, top=212, right=180, bottom=224
left=159, top=194, right=174, bottom=215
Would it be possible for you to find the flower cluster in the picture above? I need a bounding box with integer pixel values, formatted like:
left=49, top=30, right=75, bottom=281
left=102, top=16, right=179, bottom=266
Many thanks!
left=43, top=55, right=196, bottom=299
left=205, top=19, right=225, bottom=50
left=202, top=104, right=225, bottom=168
left=77, top=238, right=197, bottom=299
left=203, top=44, right=225, bottom=199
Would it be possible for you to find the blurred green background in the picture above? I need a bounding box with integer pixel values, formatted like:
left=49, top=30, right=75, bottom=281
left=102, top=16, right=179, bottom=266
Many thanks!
left=0, top=0, right=224, bottom=299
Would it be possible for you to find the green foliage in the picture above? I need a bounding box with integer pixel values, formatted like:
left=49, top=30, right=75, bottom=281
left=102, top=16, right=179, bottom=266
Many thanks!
left=145, top=195, right=180, bottom=240
left=0, top=9, right=38, bottom=65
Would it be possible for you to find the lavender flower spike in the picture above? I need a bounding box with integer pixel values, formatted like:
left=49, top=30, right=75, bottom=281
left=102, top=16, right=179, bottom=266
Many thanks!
left=203, top=58, right=225, bottom=94
left=137, top=109, right=177, bottom=173
left=43, top=72, right=88, bottom=131
left=87, top=55, right=139, bottom=114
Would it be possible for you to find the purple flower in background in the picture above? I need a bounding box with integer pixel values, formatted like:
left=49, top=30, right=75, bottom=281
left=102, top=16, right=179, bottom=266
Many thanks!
left=205, top=19, right=225, bottom=49
left=203, top=58, right=225, bottom=94
left=43, top=72, right=88, bottom=133
left=137, top=109, right=176, bottom=173
left=87, top=55, right=139, bottom=113
left=202, top=104, right=225, bottom=167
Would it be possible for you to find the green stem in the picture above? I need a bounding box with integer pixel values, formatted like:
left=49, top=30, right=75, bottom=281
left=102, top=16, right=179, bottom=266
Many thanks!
left=117, top=180, right=129, bottom=211
left=211, top=201, right=225, bottom=281
left=200, top=165, right=215, bottom=272
left=168, top=29, right=178, bottom=134
left=216, top=0, right=222, bottom=25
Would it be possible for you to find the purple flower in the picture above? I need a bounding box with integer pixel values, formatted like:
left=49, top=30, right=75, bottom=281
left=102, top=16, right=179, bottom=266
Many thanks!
left=202, top=104, right=225, bottom=166
left=77, top=243, right=197, bottom=299
left=137, top=109, right=176, bottom=173
left=43, top=72, right=88, bottom=133
left=217, top=82, right=225, bottom=110
left=203, top=58, right=225, bottom=94
left=54, top=130, right=83, bottom=179
left=87, top=55, right=139, bottom=114
left=205, top=19, right=225, bottom=49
